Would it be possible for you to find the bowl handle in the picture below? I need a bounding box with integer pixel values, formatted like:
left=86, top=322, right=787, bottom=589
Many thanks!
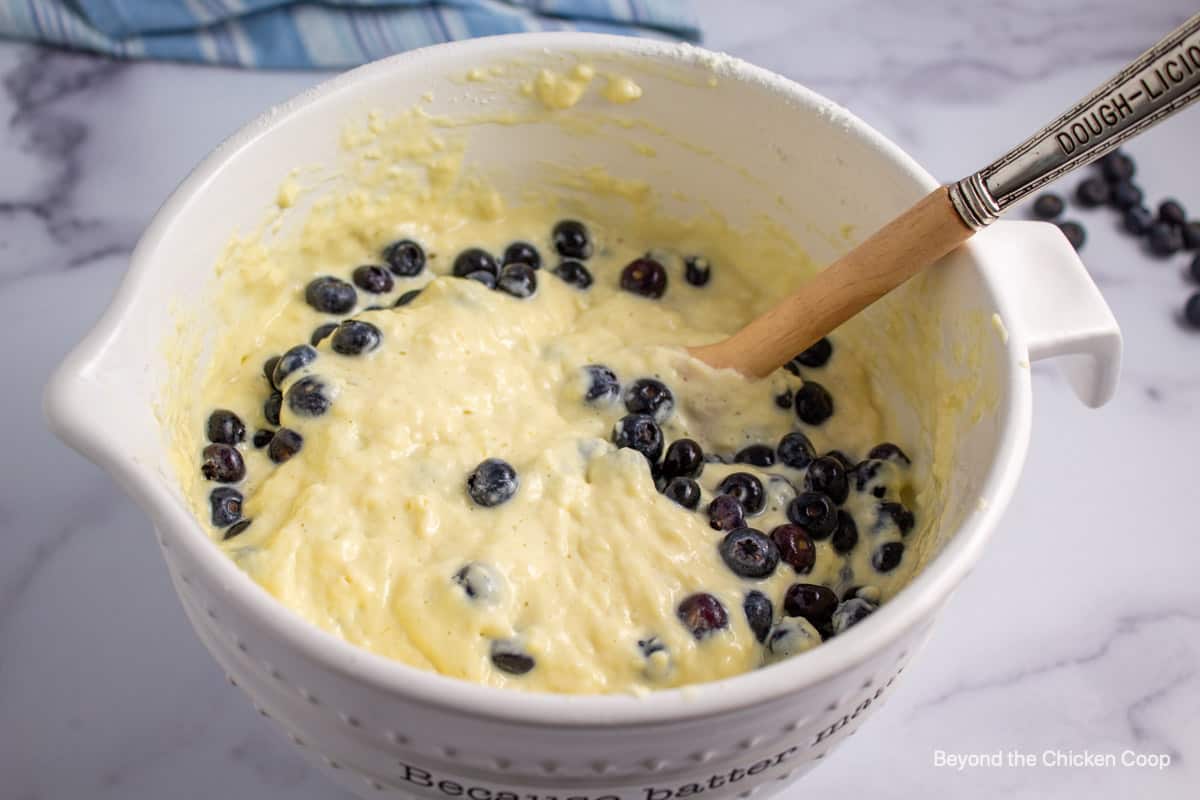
left=982, top=220, right=1122, bottom=408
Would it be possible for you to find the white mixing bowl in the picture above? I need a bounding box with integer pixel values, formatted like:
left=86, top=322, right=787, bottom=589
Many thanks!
left=45, top=34, right=1121, bottom=800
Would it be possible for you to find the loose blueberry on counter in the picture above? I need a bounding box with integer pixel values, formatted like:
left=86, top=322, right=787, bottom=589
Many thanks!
left=252, top=429, right=274, bottom=449
left=661, top=438, right=704, bottom=480
left=716, top=472, right=765, bottom=515
left=770, top=523, right=816, bottom=574
left=452, top=248, right=499, bottom=278
left=467, top=458, right=519, bottom=507
left=273, top=344, right=318, bottom=386
left=503, top=241, right=541, bottom=269
left=201, top=444, right=245, bottom=483
left=793, top=337, right=833, bottom=368
left=206, top=409, right=246, bottom=445
left=1159, top=199, right=1187, bottom=227
left=1183, top=222, right=1200, bottom=251
left=582, top=364, right=621, bottom=405
left=285, top=376, right=332, bottom=417
left=620, top=257, right=668, bottom=299
left=1109, top=181, right=1143, bottom=211
left=878, top=501, right=915, bottom=535
left=268, top=428, right=303, bottom=464
left=684, top=256, right=712, bottom=287
left=1100, top=149, right=1135, bottom=183
left=210, top=486, right=243, bottom=528
left=871, top=541, right=905, bottom=573
left=1148, top=221, right=1184, bottom=256
left=794, top=381, right=834, bottom=425
left=612, top=414, right=664, bottom=464
left=804, top=456, right=849, bottom=504
left=868, top=442, right=910, bottom=464
left=707, top=495, right=745, bottom=531
left=734, top=444, right=776, bottom=467
left=777, top=431, right=816, bottom=469
left=382, top=239, right=426, bottom=276
left=743, top=591, right=774, bottom=643
left=1031, top=193, right=1064, bottom=220
left=831, top=511, right=859, bottom=554
left=719, top=528, right=780, bottom=579
left=311, top=323, right=338, bottom=346
left=263, top=355, right=281, bottom=390
left=774, top=389, right=793, bottom=410
left=454, top=562, right=503, bottom=604
left=1184, top=292, right=1200, bottom=329
left=490, top=640, right=536, bottom=675
left=677, top=593, right=729, bottom=640
left=394, top=289, right=422, bottom=307
left=331, top=319, right=382, bottom=355
left=783, top=583, right=838, bottom=628
left=552, top=260, right=594, bottom=289
left=1074, top=176, right=1110, bottom=208
left=786, top=491, right=837, bottom=539
left=497, top=263, right=538, bottom=299
left=223, top=519, right=252, bottom=541
left=305, top=275, right=357, bottom=314
left=552, top=219, right=593, bottom=259
left=764, top=619, right=821, bottom=663
left=1057, top=220, right=1086, bottom=251
left=624, top=378, right=674, bottom=422
left=1123, top=206, right=1155, bottom=236
left=830, top=597, right=877, bottom=635
left=352, top=264, right=395, bottom=294
left=263, top=391, right=283, bottom=425
left=663, top=477, right=701, bottom=510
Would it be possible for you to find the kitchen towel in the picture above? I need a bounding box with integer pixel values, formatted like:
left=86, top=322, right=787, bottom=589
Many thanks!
left=0, top=1, right=699, bottom=69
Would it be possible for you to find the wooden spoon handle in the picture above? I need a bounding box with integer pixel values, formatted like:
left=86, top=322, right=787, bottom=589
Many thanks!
left=689, top=187, right=972, bottom=378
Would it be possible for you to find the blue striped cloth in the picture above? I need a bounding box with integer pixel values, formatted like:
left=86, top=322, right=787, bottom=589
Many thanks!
left=0, top=1, right=699, bottom=69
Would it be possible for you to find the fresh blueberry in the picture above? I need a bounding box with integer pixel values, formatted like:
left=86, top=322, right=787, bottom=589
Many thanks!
left=623, top=378, right=674, bottom=423
left=770, top=523, right=816, bottom=574
left=331, top=319, right=382, bottom=355
left=868, top=442, right=910, bottom=464
left=1058, top=220, right=1086, bottom=251
left=804, top=456, right=849, bottom=504
left=734, top=444, right=776, bottom=467
left=878, top=501, right=915, bottom=535
left=871, top=541, right=905, bottom=572
left=764, top=618, right=822, bottom=663
left=783, top=583, right=838, bottom=628
left=1183, top=221, right=1200, bottom=251
left=581, top=364, right=621, bottom=405
left=831, top=510, right=859, bottom=554
left=462, top=270, right=497, bottom=289
left=612, top=414, right=664, bottom=464
left=285, top=376, right=332, bottom=417
left=454, top=562, right=503, bottom=604
left=223, top=519, right=252, bottom=541
left=552, top=219, right=593, bottom=259
left=676, top=593, right=728, bottom=640
left=1074, top=176, right=1110, bottom=208
left=263, top=355, right=281, bottom=390
left=305, top=276, right=357, bottom=314
left=1159, top=199, right=1187, bottom=227
left=661, top=438, right=704, bottom=480
left=311, top=322, right=338, bottom=346
left=1148, top=221, right=1184, bottom=256
left=552, top=260, right=593, bottom=289
left=777, top=431, right=816, bottom=469
left=273, top=344, right=318, bottom=386
left=490, top=640, right=535, bottom=675
left=793, top=337, right=833, bottom=368
left=382, top=239, right=426, bottom=276
left=497, top=263, right=538, bottom=298
left=503, top=241, right=541, bottom=269
left=1109, top=181, right=1143, bottom=211
left=467, top=458, right=519, bottom=507
left=1100, top=150, right=1135, bottom=183
left=452, top=248, right=498, bottom=278
left=719, top=528, right=779, bottom=579
left=1123, top=206, right=1154, bottom=236
left=252, top=429, right=274, bottom=449
left=1031, top=193, right=1065, bottom=220
left=263, top=391, right=282, bottom=425
left=1185, top=292, right=1200, bottom=329
left=620, top=257, right=668, bottom=299
left=352, top=264, right=394, bottom=294
left=823, top=450, right=854, bottom=471
left=851, top=460, right=888, bottom=498
left=684, top=256, right=711, bottom=287
left=268, top=427, right=303, bottom=464
left=663, top=477, right=701, bottom=510
left=394, top=289, right=422, bottom=307
left=716, top=472, right=765, bottom=515
left=707, top=495, right=745, bottom=531
left=206, top=409, right=246, bottom=445
left=201, top=444, right=245, bottom=483
left=786, top=491, right=837, bottom=538
left=743, top=591, right=773, bottom=643
left=830, top=597, right=877, bottom=635
left=794, top=381, right=834, bottom=425
left=209, top=486, right=243, bottom=528
left=774, top=389, right=793, bottom=409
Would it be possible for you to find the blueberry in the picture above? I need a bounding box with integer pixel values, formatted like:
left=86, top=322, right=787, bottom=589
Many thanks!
left=783, top=583, right=838, bottom=627
left=624, top=378, right=674, bottom=422
left=273, top=344, right=318, bottom=386
left=777, top=431, right=816, bottom=469
left=552, top=260, right=593, bottom=289
left=305, top=276, right=357, bottom=314
left=252, top=429, right=274, bottom=449
left=868, top=442, right=910, bottom=464
left=1183, top=222, right=1200, bottom=251
left=394, top=289, right=422, bottom=307
left=1058, top=220, right=1086, bottom=251
left=1100, top=150, right=1135, bottom=183
left=786, top=491, right=837, bottom=538
left=352, top=264, right=394, bottom=294
left=743, top=591, right=774, bottom=643
left=676, top=593, right=728, bottom=640
left=612, top=414, right=664, bottom=464
left=716, top=472, right=765, bottom=515
left=719, top=528, right=779, bottom=579
left=490, top=640, right=535, bottom=675
left=770, top=523, right=815, bottom=574
left=263, top=391, right=282, bottom=425
left=575, top=365, right=618, bottom=407
left=804, top=456, right=848, bottom=504
left=871, top=541, right=905, bottom=572
left=620, top=257, right=668, bottom=299
left=285, top=376, right=331, bottom=417
left=201, top=443, right=245, bottom=483
left=223, top=519, right=252, bottom=541
left=503, top=241, right=541, bottom=269
left=209, top=486, right=243, bottom=528
left=1074, top=177, right=1110, bottom=208
left=1031, top=193, right=1064, bottom=220
left=382, top=239, right=426, bottom=276
left=311, top=323, right=338, bottom=346
left=661, top=438, right=704, bottom=480
left=823, top=450, right=854, bottom=471
left=497, top=263, right=538, bottom=299
left=1148, top=221, right=1184, bottom=256
left=831, top=510, right=859, bottom=554
left=263, top=356, right=281, bottom=390
left=663, top=477, right=701, bottom=509
left=878, top=501, right=915, bottom=535
left=462, top=269, right=497, bottom=289
left=792, top=337, right=833, bottom=368
left=452, top=248, right=498, bottom=278
left=639, top=636, right=667, bottom=657
left=1185, top=292, right=1200, bottom=329
left=851, top=460, right=888, bottom=498
left=206, top=409, right=246, bottom=445
left=1110, top=181, right=1143, bottom=211
left=764, top=618, right=821, bottom=663
left=331, top=319, right=382, bottom=355
left=684, top=256, right=711, bottom=287
left=467, top=458, right=519, bottom=507
left=1159, top=199, right=1187, bottom=227
left=774, top=389, right=794, bottom=409
left=552, top=219, right=593, bottom=259
left=268, top=427, right=303, bottom=464
left=707, top=495, right=745, bottom=531
left=1123, top=206, right=1154, bottom=235
left=794, top=381, right=834, bottom=425
left=830, top=597, right=877, bottom=635
left=734, top=444, right=776, bottom=467
left=454, top=562, right=503, bottom=604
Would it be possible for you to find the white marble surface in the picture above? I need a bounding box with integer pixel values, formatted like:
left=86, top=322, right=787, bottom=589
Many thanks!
left=3, top=1, right=1199, bottom=796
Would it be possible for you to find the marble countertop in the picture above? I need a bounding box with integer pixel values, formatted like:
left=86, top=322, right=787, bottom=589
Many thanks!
left=3, top=0, right=1198, bottom=796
